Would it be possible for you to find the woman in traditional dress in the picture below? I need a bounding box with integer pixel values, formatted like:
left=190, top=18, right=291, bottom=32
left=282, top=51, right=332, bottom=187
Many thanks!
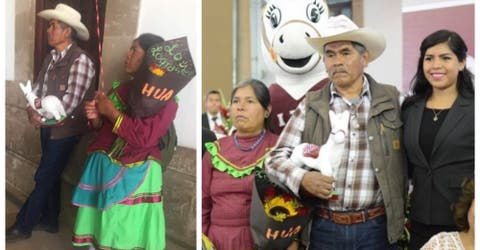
left=402, top=30, right=474, bottom=249
left=71, top=33, right=176, bottom=249
left=202, top=79, right=278, bottom=250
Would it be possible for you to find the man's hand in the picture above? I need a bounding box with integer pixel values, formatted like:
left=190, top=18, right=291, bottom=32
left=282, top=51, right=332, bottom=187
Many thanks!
left=85, top=100, right=102, bottom=129
left=85, top=100, right=99, bottom=119
left=300, top=171, right=335, bottom=199
left=26, top=106, right=43, bottom=128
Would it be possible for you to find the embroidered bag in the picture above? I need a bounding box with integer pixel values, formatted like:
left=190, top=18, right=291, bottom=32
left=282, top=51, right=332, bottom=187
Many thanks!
left=250, top=167, right=312, bottom=250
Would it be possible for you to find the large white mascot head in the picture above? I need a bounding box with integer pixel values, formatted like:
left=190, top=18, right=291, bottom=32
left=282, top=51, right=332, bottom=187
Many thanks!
left=261, top=0, right=329, bottom=99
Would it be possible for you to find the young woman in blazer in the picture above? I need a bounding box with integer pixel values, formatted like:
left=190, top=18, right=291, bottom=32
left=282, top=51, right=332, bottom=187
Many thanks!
left=402, top=30, right=474, bottom=249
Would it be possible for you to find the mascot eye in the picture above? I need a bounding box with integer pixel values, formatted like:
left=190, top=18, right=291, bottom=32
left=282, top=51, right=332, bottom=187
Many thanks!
left=266, top=5, right=281, bottom=28
left=306, top=1, right=325, bottom=23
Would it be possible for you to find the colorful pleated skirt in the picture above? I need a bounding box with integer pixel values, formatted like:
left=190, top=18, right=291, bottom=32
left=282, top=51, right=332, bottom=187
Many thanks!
left=72, top=151, right=165, bottom=250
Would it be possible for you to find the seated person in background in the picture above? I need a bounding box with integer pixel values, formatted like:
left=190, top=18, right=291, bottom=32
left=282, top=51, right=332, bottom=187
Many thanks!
left=421, top=178, right=474, bottom=250
left=202, top=90, right=228, bottom=138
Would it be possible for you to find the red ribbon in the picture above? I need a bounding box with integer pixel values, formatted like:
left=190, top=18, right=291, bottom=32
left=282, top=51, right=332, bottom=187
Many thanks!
left=95, top=0, right=104, bottom=92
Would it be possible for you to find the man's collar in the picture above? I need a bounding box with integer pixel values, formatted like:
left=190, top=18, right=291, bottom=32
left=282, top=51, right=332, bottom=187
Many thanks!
left=50, top=43, right=73, bottom=60
left=329, top=75, right=372, bottom=104
left=207, top=112, right=219, bottom=119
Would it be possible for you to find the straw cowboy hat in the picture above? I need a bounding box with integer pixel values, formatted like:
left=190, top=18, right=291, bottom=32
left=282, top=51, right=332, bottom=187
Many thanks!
left=37, top=3, right=89, bottom=41
left=306, top=15, right=386, bottom=62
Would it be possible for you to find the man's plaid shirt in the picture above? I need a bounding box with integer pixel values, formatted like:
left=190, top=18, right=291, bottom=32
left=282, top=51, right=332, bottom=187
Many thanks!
left=33, top=43, right=95, bottom=115
left=265, top=76, right=383, bottom=211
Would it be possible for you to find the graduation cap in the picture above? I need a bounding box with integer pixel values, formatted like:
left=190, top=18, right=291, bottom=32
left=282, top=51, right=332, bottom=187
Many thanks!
left=128, top=36, right=196, bottom=117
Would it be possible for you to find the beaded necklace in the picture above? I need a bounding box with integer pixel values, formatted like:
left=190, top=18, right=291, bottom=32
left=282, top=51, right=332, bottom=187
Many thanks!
left=233, top=130, right=267, bottom=152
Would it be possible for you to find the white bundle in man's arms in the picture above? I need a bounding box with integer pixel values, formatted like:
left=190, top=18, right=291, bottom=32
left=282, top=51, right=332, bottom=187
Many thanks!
left=289, top=110, right=349, bottom=176
left=19, top=80, right=66, bottom=122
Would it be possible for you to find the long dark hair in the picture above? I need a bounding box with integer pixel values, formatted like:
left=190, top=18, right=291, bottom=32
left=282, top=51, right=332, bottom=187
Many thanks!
left=136, top=33, right=165, bottom=51
left=127, top=33, right=165, bottom=116
left=231, top=79, right=272, bottom=131
left=453, top=178, right=474, bottom=232
left=403, top=30, right=474, bottom=109
left=129, top=33, right=165, bottom=78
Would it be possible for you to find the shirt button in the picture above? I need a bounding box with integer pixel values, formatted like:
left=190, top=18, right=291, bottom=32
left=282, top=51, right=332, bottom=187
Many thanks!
left=368, top=136, right=374, bottom=141
left=375, top=168, right=379, bottom=172
left=354, top=124, right=360, bottom=129
left=351, top=132, right=356, bottom=137
left=347, top=184, right=352, bottom=188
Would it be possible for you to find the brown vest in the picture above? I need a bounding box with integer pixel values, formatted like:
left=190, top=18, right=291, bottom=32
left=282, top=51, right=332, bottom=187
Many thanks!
left=36, top=43, right=96, bottom=139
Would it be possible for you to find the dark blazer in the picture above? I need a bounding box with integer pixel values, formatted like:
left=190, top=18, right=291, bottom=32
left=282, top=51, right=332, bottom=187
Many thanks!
left=202, top=128, right=217, bottom=156
left=402, top=94, right=474, bottom=225
left=202, top=113, right=209, bottom=129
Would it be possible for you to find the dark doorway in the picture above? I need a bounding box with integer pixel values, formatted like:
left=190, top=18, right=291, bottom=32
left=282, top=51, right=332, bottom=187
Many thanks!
left=34, top=0, right=107, bottom=89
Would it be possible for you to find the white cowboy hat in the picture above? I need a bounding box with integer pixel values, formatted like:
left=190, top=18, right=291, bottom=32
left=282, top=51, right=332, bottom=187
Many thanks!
left=37, top=3, right=89, bottom=41
left=306, top=15, right=385, bottom=62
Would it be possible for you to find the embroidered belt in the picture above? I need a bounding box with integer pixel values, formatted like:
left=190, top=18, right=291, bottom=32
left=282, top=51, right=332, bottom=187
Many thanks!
left=315, top=205, right=385, bottom=225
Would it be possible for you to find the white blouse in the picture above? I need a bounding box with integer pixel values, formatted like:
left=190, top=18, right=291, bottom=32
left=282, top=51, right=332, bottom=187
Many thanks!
left=420, top=232, right=465, bottom=250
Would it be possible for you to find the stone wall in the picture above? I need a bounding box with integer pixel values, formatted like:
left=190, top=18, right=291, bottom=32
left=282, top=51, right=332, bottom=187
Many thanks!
left=5, top=1, right=196, bottom=249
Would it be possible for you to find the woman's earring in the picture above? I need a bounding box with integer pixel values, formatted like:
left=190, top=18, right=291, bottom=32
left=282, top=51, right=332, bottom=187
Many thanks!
left=265, top=113, right=270, bottom=118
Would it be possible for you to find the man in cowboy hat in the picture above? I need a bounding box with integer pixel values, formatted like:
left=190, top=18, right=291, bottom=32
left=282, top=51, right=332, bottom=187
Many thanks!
left=265, top=15, right=406, bottom=249
left=7, top=3, right=96, bottom=241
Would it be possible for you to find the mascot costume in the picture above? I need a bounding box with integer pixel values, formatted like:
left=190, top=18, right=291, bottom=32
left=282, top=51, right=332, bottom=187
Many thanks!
left=262, top=0, right=330, bottom=134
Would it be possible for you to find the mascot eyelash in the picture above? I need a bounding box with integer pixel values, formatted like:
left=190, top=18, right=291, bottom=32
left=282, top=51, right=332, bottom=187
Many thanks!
left=306, top=1, right=325, bottom=23
left=266, top=5, right=281, bottom=28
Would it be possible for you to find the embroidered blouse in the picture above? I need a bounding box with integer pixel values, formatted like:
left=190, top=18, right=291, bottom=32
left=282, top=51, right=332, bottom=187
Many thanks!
left=88, top=81, right=178, bottom=165
left=202, top=131, right=278, bottom=249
